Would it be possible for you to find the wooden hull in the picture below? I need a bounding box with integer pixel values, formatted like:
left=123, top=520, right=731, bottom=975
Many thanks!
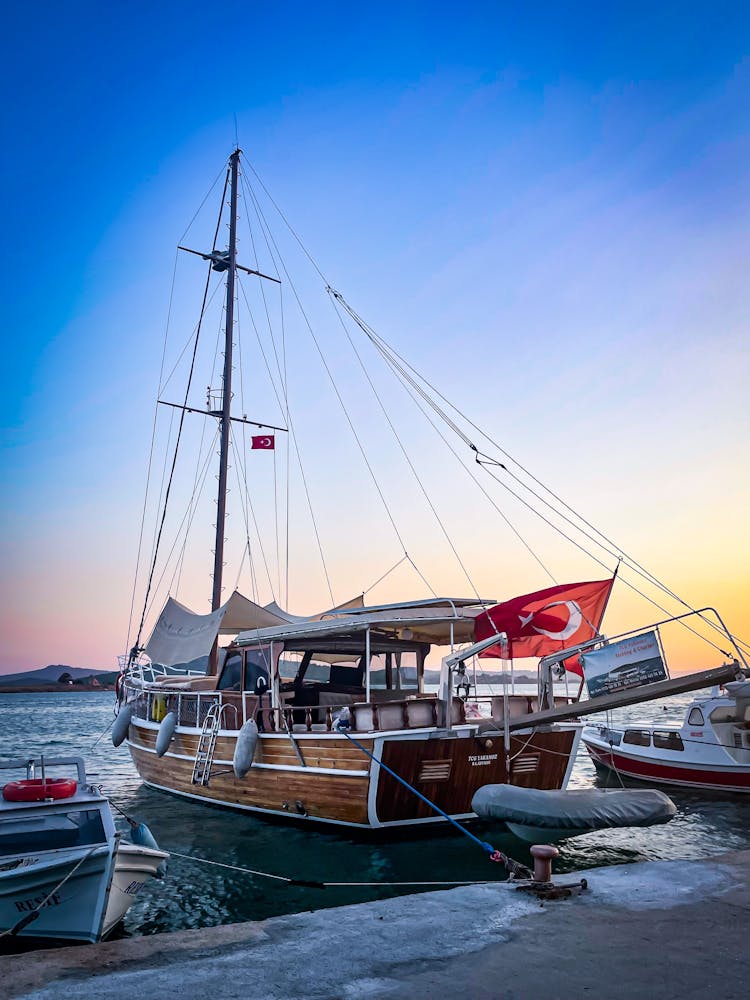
left=127, top=718, right=580, bottom=829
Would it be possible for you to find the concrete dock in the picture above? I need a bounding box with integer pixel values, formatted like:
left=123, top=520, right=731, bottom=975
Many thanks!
left=3, top=850, right=749, bottom=999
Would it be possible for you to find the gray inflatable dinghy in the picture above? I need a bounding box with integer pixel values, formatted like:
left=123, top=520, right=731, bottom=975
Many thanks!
left=472, top=785, right=676, bottom=842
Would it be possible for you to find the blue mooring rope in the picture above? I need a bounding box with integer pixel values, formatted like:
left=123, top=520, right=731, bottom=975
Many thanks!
left=336, top=722, right=517, bottom=868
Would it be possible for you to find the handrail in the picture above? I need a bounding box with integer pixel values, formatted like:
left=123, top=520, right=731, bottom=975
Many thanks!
left=123, top=680, right=459, bottom=734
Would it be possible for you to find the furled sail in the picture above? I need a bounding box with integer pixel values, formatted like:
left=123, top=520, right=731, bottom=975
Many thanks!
left=144, top=597, right=230, bottom=667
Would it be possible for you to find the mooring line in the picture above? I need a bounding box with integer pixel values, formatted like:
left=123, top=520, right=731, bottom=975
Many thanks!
left=167, top=850, right=499, bottom=889
left=334, top=722, right=532, bottom=879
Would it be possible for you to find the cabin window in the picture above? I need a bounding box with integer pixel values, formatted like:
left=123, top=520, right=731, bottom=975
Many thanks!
left=368, top=653, right=388, bottom=690
left=303, top=658, right=332, bottom=684
left=652, top=731, right=684, bottom=751
left=687, top=707, right=705, bottom=726
left=623, top=729, right=652, bottom=747
left=329, top=657, right=365, bottom=689
left=218, top=651, right=242, bottom=691
left=244, top=645, right=271, bottom=693
left=394, top=651, right=418, bottom=690
left=600, top=727, right=622, bottom=746
left=0, top=810, right=106, bottom=855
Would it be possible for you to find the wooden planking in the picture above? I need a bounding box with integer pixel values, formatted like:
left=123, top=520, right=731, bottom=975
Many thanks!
left=129, top=720, right=574, bottom=826
left=128, top=723, right=368, bottom=770
left=375, top=730, right=576, bottom=823
left=128, top=744, right=370, bottom=824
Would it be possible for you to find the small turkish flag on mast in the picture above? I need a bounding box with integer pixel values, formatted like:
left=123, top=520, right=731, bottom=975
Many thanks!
left=251, top=435, right=275, bottom=450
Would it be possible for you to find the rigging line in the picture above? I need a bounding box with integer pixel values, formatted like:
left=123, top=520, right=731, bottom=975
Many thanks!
left=384, top=349, right=557, bottom=586
left=236, top=273, right=335, bottom=605
left=331, top=296, right=557, bottom=586
left=477, top=458, right=744, bottom=653
left=332, top=291, right=749, bottom=653
left=478, top=460, right=730, bottom=656
left=477, top=448, right=749, bottom=651
left=237, top=168, right=283, bottom=598
left=362, top=555, right=409, bottom=596
left=329, top=290, right=474, bottom=447
left=406, top=556, right=438, bottom=598
left=325, top=294, right=479, bottom=603
left=273, top=434, right=281, bottom=599
left=147, top=405, right=176, bottom=581
left=135, top=167, right=229, bottom=647
left=134, top=172, right=231, bottom=648
left=236, top=171, right=291, bottom=602
left=232, top=296, right=281, bottom=604
left=134, top=272, right=215, bottom=650
left=241, top=175, right=401, bottom=605
left=237, top=280, right=336, bottom=606
left=126, top=249, right=182, bottom=654
left=241, top=185, right=414, bottom=570
left=483, top=456, right=746, bottom=656
left=147, top=426, right=222, bottom=623
left=333, top=293, right=744, bottom=646
left=241, top=155, right=327, bottom=283
left=282, top=286, right=290, bottom=608
left=160, top=281, right=225, bottom=396
left=174, top=412, right=215, bottom=596
left=178, top=163, right=229, bottom=244
left=475, top=450, right=633, bottom=569
left=230, top=429, right=276, bottom=597
left=238, top=173, right=297, bottom=410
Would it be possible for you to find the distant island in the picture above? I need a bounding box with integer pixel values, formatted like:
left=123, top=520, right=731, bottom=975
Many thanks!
left=0, top=664, right=117, bottom=693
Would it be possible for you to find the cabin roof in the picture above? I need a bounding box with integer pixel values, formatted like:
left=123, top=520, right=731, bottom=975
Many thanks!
left=234, top=597, right=496, bottom=647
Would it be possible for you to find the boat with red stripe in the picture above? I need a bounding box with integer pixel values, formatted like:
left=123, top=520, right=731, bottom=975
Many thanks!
left=582, top=680, right=750, bottom=794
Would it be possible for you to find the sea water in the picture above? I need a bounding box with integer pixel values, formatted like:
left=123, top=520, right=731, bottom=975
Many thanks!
left=1, top=690, right=748, bottom=939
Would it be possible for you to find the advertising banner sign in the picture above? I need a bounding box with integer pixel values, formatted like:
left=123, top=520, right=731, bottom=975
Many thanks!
left=581, top=630, right=667, bottom=698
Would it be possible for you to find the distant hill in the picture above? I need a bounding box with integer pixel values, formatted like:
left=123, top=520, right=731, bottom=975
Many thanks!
left=0, top=664, right=114, bottom=687
left=422, top=668, right=538, bottom=685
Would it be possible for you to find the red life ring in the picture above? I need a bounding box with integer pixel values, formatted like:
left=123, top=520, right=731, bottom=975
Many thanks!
left=2, top=778, right=78, bottom=802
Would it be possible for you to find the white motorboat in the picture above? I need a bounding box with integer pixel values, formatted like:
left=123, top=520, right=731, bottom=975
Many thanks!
left=582, top=680, right=750, bottom=793
left=0, top=755, right=168, bottom=944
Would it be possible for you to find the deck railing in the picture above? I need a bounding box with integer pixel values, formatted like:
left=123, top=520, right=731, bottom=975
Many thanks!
left=123, top=682, right=576, bottom=734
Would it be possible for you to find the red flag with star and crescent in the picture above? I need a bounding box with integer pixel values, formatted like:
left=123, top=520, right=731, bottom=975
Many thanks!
left=251, top=435, right=275, bottom=450
left=474, top=578, right=614, bottom=669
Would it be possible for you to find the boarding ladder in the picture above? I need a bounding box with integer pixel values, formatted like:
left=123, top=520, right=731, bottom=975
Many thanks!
left=191, top=703, right=226, bottom=786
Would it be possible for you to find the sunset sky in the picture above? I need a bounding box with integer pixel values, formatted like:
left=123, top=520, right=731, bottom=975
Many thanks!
left=2, top=2, right=748, bottom=675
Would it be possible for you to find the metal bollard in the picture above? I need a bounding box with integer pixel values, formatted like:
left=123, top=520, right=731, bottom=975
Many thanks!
left=530, top=844, right=559, bottom=883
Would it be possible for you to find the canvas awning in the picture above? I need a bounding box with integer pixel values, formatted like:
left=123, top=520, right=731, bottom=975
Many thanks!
left=145, top=591, right=369, bottom=666
left=144, top=597, right=230, bottom=667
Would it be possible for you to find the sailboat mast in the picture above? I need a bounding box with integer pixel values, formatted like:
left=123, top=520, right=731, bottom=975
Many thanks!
left=211, top=148, right=240, bottom=614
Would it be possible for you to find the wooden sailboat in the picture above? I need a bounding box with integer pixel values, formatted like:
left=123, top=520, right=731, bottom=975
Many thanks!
left=115, top=149, right=747, bottom=830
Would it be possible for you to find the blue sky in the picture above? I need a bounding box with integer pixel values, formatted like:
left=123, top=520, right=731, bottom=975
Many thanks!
left=1, top=2, right=749, bottom=671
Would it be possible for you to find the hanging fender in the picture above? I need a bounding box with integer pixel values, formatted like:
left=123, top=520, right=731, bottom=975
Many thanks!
left=233, top=720, right=259, bottom=778
left=112, top=704, right=133, bottom=748
left=155, top=712, right=177, bottom=757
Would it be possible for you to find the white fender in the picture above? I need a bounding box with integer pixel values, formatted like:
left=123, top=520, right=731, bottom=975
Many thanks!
left=155, top=711, right=177, bottom=757
left=111, top=704, right=133, bottom=747
left=233, top=719, right=259, bottom=778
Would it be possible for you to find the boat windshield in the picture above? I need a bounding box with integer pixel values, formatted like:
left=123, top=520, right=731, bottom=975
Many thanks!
left=279, top=638, right=427, bottom=703
left=0, top=809, right=107, bottom=856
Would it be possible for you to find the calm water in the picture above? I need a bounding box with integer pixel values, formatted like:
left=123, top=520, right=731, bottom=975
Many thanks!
left=1, top=690, right=748, bottom=939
